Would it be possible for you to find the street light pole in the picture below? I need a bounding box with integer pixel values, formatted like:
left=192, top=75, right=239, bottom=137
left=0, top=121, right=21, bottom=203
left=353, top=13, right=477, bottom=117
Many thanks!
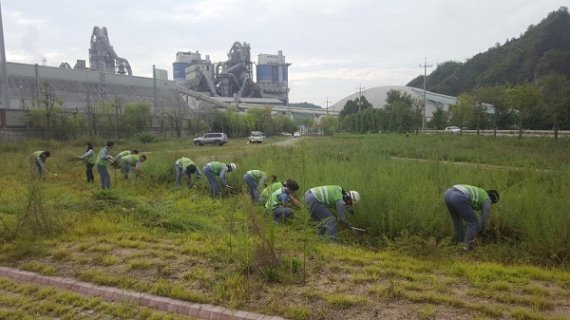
left=419, top=58, right=432, bottom=133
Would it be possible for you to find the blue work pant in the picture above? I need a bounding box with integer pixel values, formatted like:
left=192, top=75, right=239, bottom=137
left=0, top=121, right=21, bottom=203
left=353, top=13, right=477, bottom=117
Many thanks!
left=244, top=173, right=259, bottom=201
left=203, top=165, right=219, bottom=197
left=305, top=191, right=338, bottom=241
left=265, top=207, right=295, bottom=224
left=121, top=163, right=131, bottom=179
left=444, top=187, right=480, bottom=244
left=175, top=165, right=184, bottom=187
left=96, top=164, right=111, bottom=189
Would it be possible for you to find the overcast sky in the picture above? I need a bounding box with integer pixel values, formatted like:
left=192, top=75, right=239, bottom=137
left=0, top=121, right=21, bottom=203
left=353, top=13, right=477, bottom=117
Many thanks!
left=1, top=0, right=565, bottom=106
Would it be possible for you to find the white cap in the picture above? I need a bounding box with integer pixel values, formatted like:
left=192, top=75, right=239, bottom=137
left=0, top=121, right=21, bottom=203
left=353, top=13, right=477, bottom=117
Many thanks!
left=228, top=163, right=237, bottom=171
left=349, top=191, right=360, bottom=204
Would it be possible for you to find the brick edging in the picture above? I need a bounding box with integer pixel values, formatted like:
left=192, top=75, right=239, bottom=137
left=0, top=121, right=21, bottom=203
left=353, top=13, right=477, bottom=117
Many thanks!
left=0, top=266, right=286, bottom=320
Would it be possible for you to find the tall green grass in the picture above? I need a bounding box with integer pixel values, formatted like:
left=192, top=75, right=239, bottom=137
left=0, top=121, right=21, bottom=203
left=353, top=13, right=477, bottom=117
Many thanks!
left=238, top=134, right=570, bottom=263
left=0, top=134, right=568, bottom=264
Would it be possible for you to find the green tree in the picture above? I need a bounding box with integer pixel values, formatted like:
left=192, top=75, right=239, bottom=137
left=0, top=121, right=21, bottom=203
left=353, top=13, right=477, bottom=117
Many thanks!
left=473, top=85, right=512, bottom=135
left=505, top=84, right=541, bottom=138
left=95, top=100, right=115, bottom=137
left=383, top=90, right=417, bottom=132
left=339, top=96, right=372, bottom=117
left=449, top=93, right=476, bottom=134
left=428, top=106, right=449, bottom=129
left=245, top=107, right=273, bottom=133
left=536, top=73, right=570, bottom=139
left=272, top=114, right=298, bottom=134
left=162, top=98, right=188, bottom=137
left=38, top=81, right=61, bottom=139
left=320, top=116, right=339, bottom=135
left=122, top=102, right=152, bottom=136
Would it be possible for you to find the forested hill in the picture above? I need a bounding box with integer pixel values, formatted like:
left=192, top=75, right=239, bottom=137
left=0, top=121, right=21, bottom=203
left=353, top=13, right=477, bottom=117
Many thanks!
left=288, top=102, right=323, bottom=109
left=407, top=7, right=570, bottom=96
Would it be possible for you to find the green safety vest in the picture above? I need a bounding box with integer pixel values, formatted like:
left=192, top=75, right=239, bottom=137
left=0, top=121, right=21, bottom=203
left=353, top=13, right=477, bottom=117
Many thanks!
left=309, top=186, right=344, bottom=207
left=261, top=182, right=282, bottom=200
left=265, top=187, right=286, bottom=211
left=32, top=151, right=46, bottom=163
left=96, top=147, right=111, bottom=167
left=121, top=154, right=140, bottom=166
left=458, top=185, right=490, bottom=210
left=207, top=161, right=226, bottom=175
left=246, top=170, right=266, bottom=183
left=116, top=150, right=131, bottom=159
left=177, top=157, right=196, bottom=168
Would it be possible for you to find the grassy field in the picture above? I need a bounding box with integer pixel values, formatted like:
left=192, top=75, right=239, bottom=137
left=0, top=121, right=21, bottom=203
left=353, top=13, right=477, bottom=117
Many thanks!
left=0, top=134, right=568, bottom=319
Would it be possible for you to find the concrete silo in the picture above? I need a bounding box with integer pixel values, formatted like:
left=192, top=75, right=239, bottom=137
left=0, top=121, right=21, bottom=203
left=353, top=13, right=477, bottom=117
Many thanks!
left=256, top=50, right=289, bottom=103
left=172, top=51, right=202, bottom=85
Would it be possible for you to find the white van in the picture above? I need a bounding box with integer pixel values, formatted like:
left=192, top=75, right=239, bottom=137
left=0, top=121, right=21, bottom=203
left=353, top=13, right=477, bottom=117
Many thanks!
left=248, top=131, right=265, bottom=144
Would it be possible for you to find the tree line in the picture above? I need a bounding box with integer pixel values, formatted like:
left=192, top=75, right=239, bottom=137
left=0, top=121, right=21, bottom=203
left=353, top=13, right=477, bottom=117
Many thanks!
left=337, top=73, right=570, bottom=139
left=24, top=82, right=300, bottom=140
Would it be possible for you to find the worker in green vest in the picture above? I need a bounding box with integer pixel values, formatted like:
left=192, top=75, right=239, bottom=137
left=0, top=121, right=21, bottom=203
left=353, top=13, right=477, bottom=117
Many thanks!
left=444, top=185, right=499, bottom=250
left=175, top=157, right=202, bottom=188
left=304, top=185, right=360, bottom=241
left=115, top=149, right=138, bottom=161
left=32, top=150, right=51, bottom=178
left=203, top=161, right=236, bottom=197
left=119, top=154, right=147, bottom=179
left=79, top=143, right=95, bottom=183
left=259, top=181, right=284, bottom=205
left=95, top=141, right=114, bottom=189
left=265, top=179, right=302, bottom=224
left=243, top=169, right=269, bottom=202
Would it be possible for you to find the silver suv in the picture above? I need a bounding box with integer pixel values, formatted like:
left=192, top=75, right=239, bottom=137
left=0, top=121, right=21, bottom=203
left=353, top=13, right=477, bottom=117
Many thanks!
left=193, top=133, right=228, bottom=146
left=248, top=131, right=265, bottom=144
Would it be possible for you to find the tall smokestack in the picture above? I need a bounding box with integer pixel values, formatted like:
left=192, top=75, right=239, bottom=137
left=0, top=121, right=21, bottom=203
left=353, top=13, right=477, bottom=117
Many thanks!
left=0, top=1, right=9, bottom=110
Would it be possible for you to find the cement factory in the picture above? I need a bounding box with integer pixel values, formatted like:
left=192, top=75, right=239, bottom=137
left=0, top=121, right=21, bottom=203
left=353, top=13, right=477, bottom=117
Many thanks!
left=0, top=21, right=455, bottom=138
left=0, top=24, right=331, bottom=137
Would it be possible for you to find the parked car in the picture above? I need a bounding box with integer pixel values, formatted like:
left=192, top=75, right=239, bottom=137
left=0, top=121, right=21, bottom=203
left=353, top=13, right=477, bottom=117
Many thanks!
left=280, top=132, right=292, bottom=136
left=445, top=126, right=461, bottom=134
left=193, top=133, right=228, bottom=146
left=248, top=131, right=265, bottom=144
left=293, top=131, right=301, bottom=137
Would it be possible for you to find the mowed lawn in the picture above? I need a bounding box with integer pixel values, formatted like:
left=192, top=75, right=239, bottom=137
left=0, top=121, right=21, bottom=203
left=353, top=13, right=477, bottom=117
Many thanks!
left=0, top=134, right=568, bottom=320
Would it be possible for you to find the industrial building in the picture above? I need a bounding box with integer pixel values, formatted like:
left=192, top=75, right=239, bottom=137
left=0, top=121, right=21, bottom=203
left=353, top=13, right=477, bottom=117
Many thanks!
left=330, top=85, right=458, bottom=120
left=0, top=61, right=186, bottom=136
left=173, top=42, right=290, bottom=106
left=0, top=21, right=327, bottom=137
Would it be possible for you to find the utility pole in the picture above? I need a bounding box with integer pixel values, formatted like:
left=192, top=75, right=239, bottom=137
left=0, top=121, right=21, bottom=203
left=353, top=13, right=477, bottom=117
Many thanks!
left=419, top=58, right=432, bottom=133
left=355, top=83, right=365, bottom=133
left=0, top=1, right=9, bottom=114
left=325, top=97, right=330, bottom=116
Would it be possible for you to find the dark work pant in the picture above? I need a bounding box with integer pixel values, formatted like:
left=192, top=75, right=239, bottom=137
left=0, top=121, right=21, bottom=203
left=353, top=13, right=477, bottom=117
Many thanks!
left=86, top=163, right=94, bottom=183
